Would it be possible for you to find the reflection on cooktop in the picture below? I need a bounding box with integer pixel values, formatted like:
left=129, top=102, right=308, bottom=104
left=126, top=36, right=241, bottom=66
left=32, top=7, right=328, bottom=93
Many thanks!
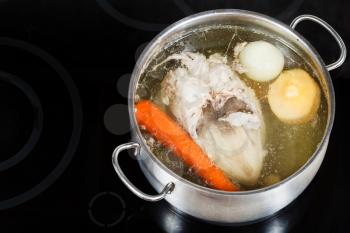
left=97, top=0, right=305, bottom=31
left=118, top=148, right=341, bottom=233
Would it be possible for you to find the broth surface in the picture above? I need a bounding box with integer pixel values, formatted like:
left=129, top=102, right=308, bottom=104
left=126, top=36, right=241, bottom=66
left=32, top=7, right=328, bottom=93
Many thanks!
left=136, top=25, right=328, bottom=190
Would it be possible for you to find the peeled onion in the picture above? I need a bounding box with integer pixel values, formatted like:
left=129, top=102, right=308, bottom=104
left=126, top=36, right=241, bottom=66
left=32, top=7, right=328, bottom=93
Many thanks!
left=239, top=41, right=284, bottom=82
left=267, top=68, right=320, bottom=124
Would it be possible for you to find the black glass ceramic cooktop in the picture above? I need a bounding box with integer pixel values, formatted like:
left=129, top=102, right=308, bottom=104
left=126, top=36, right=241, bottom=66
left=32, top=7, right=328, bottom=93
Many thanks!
left=0, top=1, right=349, bottom=232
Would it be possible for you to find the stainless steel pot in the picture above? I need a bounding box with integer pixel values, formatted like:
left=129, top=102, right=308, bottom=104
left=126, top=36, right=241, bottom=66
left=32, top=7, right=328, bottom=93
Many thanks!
left=112, top=10, right=346, bottom=224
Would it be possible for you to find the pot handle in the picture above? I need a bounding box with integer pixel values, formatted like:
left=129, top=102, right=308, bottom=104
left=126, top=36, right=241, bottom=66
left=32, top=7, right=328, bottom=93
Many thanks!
left=112, top=142, right=175, bottom=202
left=290, top=14, right=347, bottom=71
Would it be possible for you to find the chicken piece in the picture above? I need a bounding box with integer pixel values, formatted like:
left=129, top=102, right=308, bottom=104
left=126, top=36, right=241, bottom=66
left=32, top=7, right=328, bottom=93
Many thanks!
left=160, top=52, right=266, bottom=185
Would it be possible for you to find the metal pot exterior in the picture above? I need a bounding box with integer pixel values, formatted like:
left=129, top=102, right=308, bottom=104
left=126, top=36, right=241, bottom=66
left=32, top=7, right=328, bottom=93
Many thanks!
left=136, top=133, right=329, bottom=223
left=111, top=10, right=345, bottom=224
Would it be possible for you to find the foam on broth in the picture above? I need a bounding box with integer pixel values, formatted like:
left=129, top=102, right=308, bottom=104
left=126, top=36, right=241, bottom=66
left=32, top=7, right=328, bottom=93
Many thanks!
left=135, top=25, right=328, bottom=190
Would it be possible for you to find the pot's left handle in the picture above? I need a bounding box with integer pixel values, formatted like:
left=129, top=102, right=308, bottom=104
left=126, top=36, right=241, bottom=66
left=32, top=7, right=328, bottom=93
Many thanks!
left=290, top=14, right=347, bottom=71
left=112, top=142, right=175, bottom=202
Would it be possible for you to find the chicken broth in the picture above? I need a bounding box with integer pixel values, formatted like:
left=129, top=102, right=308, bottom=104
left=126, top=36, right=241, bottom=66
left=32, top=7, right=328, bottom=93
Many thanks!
left=135, top=25, right=328, bottom=190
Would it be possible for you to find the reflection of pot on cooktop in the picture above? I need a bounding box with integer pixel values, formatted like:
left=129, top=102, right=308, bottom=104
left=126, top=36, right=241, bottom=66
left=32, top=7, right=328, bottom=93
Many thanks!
left=122, top=184, right=309, bottom=233
left=97, top=0, right=304, bottom=31
left=182, top=0, right=305, bottom=19
left=121, top=154, right=340, bottom=233
left=0, top=38, right=82, bottom=209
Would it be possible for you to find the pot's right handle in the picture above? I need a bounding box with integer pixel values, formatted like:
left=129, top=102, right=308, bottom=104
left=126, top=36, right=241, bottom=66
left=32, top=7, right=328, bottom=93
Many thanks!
left=112, top=142, right=175, bottom=202
left=290, top=14, right=347, bottom=71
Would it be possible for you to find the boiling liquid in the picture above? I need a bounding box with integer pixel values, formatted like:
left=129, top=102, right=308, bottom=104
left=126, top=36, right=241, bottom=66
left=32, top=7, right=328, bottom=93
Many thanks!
left=136, top=26, right=328, bottom=190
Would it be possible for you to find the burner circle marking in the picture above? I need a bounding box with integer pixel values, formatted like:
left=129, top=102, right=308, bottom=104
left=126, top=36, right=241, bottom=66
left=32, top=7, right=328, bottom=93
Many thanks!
left=0, top=71, right=43, bottom=171
left=0, top=38, right=83, bottom=210
left=88, top=192, right=126, bottom=228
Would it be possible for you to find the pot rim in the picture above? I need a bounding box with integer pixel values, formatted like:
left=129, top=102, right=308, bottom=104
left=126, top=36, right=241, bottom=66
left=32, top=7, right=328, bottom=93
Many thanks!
left=128, top=9, right=335, bottom=195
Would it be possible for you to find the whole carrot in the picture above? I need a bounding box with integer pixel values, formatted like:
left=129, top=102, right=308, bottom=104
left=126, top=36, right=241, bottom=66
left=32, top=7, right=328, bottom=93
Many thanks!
left=135, top=100, right=238, bottom=191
